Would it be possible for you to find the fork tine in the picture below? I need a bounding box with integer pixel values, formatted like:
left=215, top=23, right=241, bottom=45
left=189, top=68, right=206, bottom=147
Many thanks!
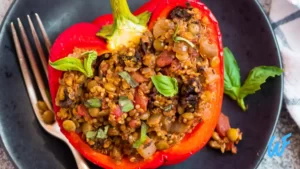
left=35, top=13, right=52, bottom=53
left=27, top=15, right=48, bottom=77
left=17, top=18, right=53, bottom=112
left=11, top=22, right=40, bottom=116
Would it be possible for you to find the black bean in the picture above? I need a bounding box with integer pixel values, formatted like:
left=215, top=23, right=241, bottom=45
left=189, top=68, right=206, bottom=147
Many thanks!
left=180, top=79, right=201, bottom=96
left=180, top=94, right=198, bottom=111
left=95, top=53, right=112, bottom=77
left=141, top=42, right=148, bottom=54
left=169, top=6, right=192, bottom=21
left=59, top=89, right=73, bottom=108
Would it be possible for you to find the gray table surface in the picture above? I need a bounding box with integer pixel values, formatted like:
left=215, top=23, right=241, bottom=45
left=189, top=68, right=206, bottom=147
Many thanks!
left=0, top=0, right=300, bottom=169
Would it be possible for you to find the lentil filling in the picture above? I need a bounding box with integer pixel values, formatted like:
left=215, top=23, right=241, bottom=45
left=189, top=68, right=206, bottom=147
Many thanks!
left=55, top=5, right=220, bottom=162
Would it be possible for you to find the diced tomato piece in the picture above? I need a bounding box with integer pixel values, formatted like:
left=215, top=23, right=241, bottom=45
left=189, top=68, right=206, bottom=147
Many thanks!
left=112, top=105, right=122, bottom=119
left=77, top=104, right=91, bottom=120
left=135, top=91, right=149, bottom=111
left=129, top=119, right=140, bottom=128
left=169, top=59, right=181, bottom=72
left=156, top=51, right=174, bottom=67
left=77, top=104, right=88, bottom=116
left=216, top=112, right=231, bottom=137
left=131, top=72, right=148, bottom=83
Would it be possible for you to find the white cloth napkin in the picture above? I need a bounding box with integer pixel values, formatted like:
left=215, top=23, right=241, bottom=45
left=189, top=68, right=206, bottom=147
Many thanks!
left=269, top=0, right=300, bottom=126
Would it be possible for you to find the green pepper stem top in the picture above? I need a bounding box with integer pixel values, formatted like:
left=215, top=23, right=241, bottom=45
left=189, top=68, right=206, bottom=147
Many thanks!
left=97, top=0, right=151, bottom=50
left=110, top=0, right=139, bottom=24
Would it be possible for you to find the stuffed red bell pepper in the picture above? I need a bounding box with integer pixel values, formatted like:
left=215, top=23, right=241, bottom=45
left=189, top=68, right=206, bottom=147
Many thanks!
left=48, top=0, right=224, bottom=168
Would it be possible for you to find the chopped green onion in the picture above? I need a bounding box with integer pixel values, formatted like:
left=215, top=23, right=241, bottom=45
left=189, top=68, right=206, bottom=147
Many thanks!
left=84, top=98, right=102, bottom=108
left=119, top=71, right=139, bottom=88
left=133, top=123, right=148, bottom=148
left=119, top=96, right=134, bottom=112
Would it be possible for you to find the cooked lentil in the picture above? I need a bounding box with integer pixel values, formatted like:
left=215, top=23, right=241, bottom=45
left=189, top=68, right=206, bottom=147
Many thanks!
left=55, top=6, right=221, bottom=162
left=36, top=101, right=55, bottom=124
left=209, top=129, right=243, bottom=154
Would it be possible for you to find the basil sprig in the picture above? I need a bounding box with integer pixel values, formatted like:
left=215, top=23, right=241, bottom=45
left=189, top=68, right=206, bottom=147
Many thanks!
left=49, top=57, right=86, bottom=75
left=49, top=51, right=98, bottom=78
left=224, top=47, right=283, bottom=111
left=151, top=75, right=178, bottom=97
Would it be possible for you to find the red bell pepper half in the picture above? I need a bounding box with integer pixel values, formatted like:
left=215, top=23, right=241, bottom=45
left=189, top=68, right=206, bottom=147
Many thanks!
left=48, top=0, right=224, bottom=168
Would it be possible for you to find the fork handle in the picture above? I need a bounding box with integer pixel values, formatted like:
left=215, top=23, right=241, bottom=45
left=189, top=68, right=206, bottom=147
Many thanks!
left=67, top=141, right=90, bottom=169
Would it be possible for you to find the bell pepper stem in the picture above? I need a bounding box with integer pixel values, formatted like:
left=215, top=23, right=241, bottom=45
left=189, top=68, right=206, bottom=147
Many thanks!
left=97, top=0, right=151, bottom=50
left=110, top=0, right=139, bottom=24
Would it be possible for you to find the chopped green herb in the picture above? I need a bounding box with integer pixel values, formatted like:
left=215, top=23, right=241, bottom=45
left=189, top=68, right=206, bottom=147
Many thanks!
left=83, top=51, right=98, bottom=77
left=119, top=71, right=139, bottom=88
left=86, top=131, right=97, bottom=139
left=133, top=123, right=148, bottom=148
left=96, top=126, right=109, bottom=139
left=119, top=96, right=134, bottom=112
left=84, top=98, right=102, bottom=108
left=151, top=75, right=178, bottom=97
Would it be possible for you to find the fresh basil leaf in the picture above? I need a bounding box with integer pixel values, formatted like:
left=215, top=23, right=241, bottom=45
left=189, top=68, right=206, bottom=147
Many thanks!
left=83, top=51, right=98, bottom=78
left=239, top=66, right=283, bottom=99
left=119, top=71, right=139, bottom=88
left=151, top=75, right=178, bottom=97
left=119, top=96, right=134, bottom=112
left=84, top=98, right=102, bottom=108
left=96, top=125, right=109, bottom=139
left=49, top=57, right=87, bottom=75
left=237, top=98, right=246, bottom=111
left=86, top=131, right=97, bottom=139
left=223, top=47, right=241, bottom=100
left=133, top=122, right=148, bottom=148
left=223, top=47, right=283, bottom=111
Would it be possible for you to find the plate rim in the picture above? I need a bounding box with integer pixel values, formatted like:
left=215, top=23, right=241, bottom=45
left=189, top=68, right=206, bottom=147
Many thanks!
left=0, top=1, right=23, bottom=168
left=252, top=0, right=283, bottom=168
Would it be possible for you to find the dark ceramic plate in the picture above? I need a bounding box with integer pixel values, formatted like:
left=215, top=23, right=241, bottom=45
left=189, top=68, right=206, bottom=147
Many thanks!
left=0, top=0, right=283, bottom=169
